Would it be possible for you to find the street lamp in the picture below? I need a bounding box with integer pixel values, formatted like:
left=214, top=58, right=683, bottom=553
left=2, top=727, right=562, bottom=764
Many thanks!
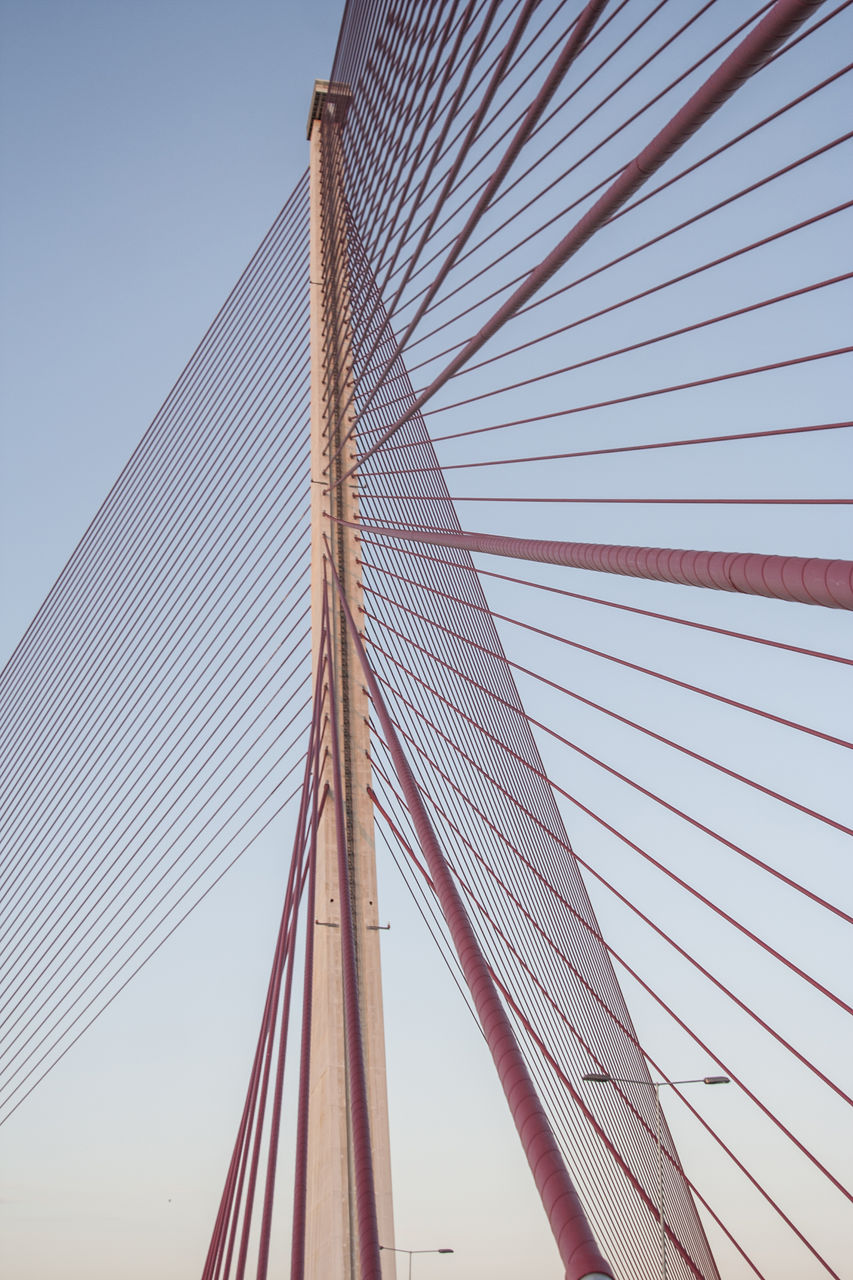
left=582, top=1071, right=729, bottom=1280
left=379, top=1244, right=454, bottom=1280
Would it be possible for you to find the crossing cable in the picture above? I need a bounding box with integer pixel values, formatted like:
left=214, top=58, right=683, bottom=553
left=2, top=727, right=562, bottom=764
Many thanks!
left=233, top=844, right=307, bottom=1280
left=334, top=0, right=480, bottom=251
left=0, top=730, right=310, bottom=1125
left=367, top=271, right=852, bottom=412
left=0, top=689, right=311, bottom=1091
left=358, top=523, right=694, bottom=1041
left=358, top=0, right=682, bottom=305
left=288, top=673, right=323, bottom=1280
left=431, top=823, right=746, bottom=1277
left=355, top=539, right=853, bottom=745
left=367, top=743, right=735, bottom=1278
left=353, top=0, right=582, bottom=236
left=384, top=0, right=742, bottom=307
left=349, top=0, right=606, bottom=302
left=335, top=0, right=507, bottom=392
left=344, top=0, right=532, bottom=245
left=362, top=347, right=853, bottom=454
left=363, top=420, right=853, bottom=477
left=364, top=602, right=853, bottom=1013
left=386, top=0, right=847, bottom=334
left=361, top=637, right=722, bottom=1269
left=358, top=513, right=678, bottom=1237
left=240, top=692, right=325, bottom=1280
left=357, top=577, right=850, bottom=914
left=368, top=700, right=639, bottom=1121
left=205, top=748, right=315, bottom=1280
left=369, top=792, right=479, bottom=1024
left=365, top=0, right=655, bottom=286
left=340, top=0, right=478, bottom=265
left=367, top=739, right=688, bottom=1234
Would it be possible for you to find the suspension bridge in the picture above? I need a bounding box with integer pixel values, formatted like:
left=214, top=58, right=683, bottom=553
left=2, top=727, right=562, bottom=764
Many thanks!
left=1, top=1, right=851, bottom=1277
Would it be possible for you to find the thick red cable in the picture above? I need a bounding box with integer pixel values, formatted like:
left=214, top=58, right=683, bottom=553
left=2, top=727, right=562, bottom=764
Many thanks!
left=359, top=493, right=850, bottom=506
left=358, top=539, right=852, bottom=667
left=349, top=519, right=853, bottom=611
left=365, top=748, right=714, bottom=1276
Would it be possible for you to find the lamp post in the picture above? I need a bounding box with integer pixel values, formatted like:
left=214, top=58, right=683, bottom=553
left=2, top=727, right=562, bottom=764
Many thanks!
left=379, top=1245, right=454, bottom=1280
left=582, top=1071, right=729, bottom=1280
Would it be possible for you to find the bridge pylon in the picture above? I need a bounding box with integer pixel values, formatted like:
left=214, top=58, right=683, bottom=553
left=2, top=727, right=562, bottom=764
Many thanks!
left=304, top=80, right=397, bottom=1280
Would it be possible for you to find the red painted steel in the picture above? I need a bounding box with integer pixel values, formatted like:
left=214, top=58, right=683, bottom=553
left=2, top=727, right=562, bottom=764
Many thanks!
left=349, top=521, right=853, bottom=610
left=327, top=549, right=615, bottom=1280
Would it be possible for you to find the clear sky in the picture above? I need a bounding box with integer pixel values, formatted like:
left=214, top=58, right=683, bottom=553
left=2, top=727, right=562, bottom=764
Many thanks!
left=1, top=4, right=851, bottom=1280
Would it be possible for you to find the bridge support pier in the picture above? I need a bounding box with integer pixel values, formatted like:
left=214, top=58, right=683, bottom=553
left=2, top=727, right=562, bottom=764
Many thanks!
left=303, top=80, right=396, bottom=1280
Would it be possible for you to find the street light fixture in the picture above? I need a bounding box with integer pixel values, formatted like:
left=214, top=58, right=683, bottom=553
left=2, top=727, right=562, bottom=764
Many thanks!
left=379, top=1244, right=454, bottom=1280
left=581, top=1071, right=730, bottom=1280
